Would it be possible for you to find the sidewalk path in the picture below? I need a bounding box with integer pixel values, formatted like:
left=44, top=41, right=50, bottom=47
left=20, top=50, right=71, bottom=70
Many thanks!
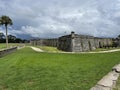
left=30, top=46, right=43, bottom=52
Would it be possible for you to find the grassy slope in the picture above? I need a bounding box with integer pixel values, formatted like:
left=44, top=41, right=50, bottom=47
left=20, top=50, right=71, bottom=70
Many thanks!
left=0, top=43, right=17, bottom=49
left=93, top=47, right=120, bottom=52
left=0, top=43, right=24, bottom=49
left=37, top=46, right=63, bottom=52
left=0, top=47, right=120, bottom=90
left=0, top=43, right=7, bottom=49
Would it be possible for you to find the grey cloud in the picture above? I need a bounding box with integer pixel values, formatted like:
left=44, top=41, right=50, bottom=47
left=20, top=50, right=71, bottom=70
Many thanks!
left=0, top=0, right=120, bottom=38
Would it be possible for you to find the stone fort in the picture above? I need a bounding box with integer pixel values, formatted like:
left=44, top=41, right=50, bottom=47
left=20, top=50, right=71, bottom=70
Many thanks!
left=30, top=32, right=120, bottom=52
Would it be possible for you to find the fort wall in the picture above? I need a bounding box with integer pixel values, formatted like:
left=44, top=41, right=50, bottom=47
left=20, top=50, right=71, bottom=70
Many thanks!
left=30, top=38, right=58, bottom=47
left=30, top=32, right=119, bottom=52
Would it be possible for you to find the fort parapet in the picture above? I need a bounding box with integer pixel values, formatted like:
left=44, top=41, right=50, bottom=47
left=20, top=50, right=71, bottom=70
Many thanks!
left=58, top=32, right=113, bottom=52
left=30, top=38, right=58, bottom=47
left=30, top=32, right=119, bottom=52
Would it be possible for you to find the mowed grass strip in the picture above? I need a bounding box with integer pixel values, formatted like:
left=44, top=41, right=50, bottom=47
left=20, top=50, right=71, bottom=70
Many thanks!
left=0, top=47, right=120, bottom=90
left=93, top=47, right=120, bottom=52
left=0, top=43, right=24, bottom=49
left=37, top=46, right=63, bottom=52
left=0, top=43, right=8, bottom=49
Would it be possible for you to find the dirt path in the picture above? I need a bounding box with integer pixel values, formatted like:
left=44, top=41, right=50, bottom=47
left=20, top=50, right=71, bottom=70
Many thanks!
left=30, top=46, right=43, bottom=52
left=30, top=46, right=120, bottom=53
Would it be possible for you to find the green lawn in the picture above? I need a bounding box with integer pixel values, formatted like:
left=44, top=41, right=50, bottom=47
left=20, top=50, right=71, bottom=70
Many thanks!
left=37, top=46, right=63, bottom=52
left=93, top=47, right=120, bottom=52
left=0, top=43, right=25, bottom=49
left=0, top=47, right=120, bottom=90
left=0, top=43, right=8, bottom=49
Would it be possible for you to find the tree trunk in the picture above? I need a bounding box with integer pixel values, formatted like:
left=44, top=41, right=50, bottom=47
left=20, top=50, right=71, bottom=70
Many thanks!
left=5, top=25, right=8, bottom=48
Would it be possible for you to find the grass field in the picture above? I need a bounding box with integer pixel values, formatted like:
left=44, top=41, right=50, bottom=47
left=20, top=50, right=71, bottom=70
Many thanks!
left=37, top=46, right=63, bottom=52
left=0, top=43, right=25, bottom=49
left=0, top=47, right=120, bottom=90
left=93, top=47, right=120, bottom=52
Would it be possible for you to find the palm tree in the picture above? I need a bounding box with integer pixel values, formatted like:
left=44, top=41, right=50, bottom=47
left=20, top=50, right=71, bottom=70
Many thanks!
left=0, top=15, right=13, bottom=48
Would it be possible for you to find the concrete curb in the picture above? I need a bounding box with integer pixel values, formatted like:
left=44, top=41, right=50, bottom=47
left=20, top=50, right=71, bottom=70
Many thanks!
left=90, top=64, right=120, bottom=90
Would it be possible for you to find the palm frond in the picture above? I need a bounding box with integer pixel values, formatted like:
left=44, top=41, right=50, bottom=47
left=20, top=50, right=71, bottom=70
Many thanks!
left=0, top=15, right=13, bottom=26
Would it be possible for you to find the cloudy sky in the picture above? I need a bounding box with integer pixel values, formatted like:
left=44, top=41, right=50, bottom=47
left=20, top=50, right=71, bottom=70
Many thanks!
left=0, top=0, right=120, bottom=39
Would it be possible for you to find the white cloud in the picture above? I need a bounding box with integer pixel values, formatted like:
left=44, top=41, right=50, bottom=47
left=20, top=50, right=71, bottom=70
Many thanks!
left=0, top=0, right=120, bottom=38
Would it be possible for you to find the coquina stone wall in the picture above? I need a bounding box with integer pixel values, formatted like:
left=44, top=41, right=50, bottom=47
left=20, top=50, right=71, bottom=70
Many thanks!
left=57, top=35, right=72, bottom=52
left=113, top=38, right=120, bottom=47
left=58, top=32, right=113, bottom=52
left=30, top=38, right=58, bottom=47
left=0, top=47, right=17, bottom=57
left=30, top=32, right=119, bottom=52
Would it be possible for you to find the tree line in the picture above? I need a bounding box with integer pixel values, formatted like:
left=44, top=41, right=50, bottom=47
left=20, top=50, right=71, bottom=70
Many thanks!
left=0, top=32, right=28, bottom=43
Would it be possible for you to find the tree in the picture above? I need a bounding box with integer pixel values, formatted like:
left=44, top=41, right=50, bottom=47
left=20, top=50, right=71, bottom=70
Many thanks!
left=0, top=15, right=13, bottom=48
left=0, top=32, right=5, bottom=43
left=118, top=35, right=120, bottom=39
left=0, top=32, right=5, bottom=39
left=8, top=34, right=16, bottom=43
left=15, top=38, right=22, bottom=43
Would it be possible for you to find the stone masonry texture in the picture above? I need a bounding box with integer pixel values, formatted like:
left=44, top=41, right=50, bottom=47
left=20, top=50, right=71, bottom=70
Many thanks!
left=30, top=32, right=120, bottom=52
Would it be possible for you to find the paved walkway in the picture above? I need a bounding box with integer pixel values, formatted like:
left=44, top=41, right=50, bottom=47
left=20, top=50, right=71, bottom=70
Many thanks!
left=30, top=46, right=120, bottom=53
left=30, top=46, right=44, bottom=52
